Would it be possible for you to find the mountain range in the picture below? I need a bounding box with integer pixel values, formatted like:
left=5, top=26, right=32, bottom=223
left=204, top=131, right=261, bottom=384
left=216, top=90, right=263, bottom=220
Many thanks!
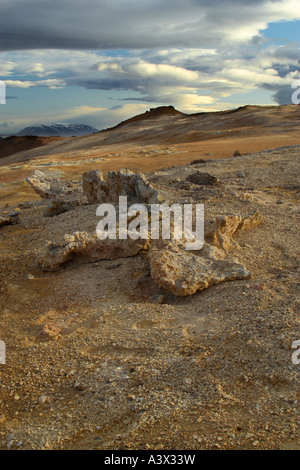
left=17, top=123, right=99, bottom=137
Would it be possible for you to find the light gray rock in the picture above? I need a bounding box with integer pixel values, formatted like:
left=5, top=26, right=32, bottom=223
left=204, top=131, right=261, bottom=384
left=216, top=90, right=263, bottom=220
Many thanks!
left=26, top=170, right=82, bottom=199
left=38, top=231, right=150, bottom=271
left=82, top=168, right=161, bottom=204
left=148, top=240, right=251, bottom=296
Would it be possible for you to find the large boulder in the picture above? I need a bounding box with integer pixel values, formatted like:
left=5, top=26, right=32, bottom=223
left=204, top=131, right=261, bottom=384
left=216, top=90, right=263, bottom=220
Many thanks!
left=148, top=240, right=251, bottom=296
left=26, top=170, right=82, bottom=199
left=82, top=168, right=161, bottom=204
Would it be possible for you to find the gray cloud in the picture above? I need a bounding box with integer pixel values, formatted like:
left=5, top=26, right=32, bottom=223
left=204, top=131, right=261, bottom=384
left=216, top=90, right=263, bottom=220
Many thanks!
left=271, top=85, right=296, bottom=104
left=0, top=0, right=297, bottom=51
left=65, top=43, right=300, bottom=104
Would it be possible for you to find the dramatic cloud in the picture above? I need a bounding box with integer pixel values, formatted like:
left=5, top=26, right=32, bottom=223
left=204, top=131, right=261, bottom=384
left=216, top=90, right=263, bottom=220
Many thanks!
left=1, top=42, right=299, bottom=115
left=0, top=0, right=299, bottom=134
left=67, top=45, right=300, bottom=109
left=1, top=0, right=300, bottom=51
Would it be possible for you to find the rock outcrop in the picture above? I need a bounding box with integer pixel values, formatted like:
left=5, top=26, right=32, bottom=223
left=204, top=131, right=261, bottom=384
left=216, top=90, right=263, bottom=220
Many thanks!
left=148, top=240, right=251, bottom=296
left=37, top=231, right=150, bottom=271
left=37, top=208, right=262, bottom=296
left=205, top=211, right=262, bottom=250
left=26, top=170, right=82, bottom=199
left=82, top=168, right=161, bottom=204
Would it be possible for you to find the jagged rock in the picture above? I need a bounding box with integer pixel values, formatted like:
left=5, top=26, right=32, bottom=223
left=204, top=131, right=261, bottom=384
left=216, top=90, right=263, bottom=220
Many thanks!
left=205, top=211, right=262, bottom=250
left=26, top=170, right=82, bottom=199
left=82, top=168, right=161, bottom=204
left=82, top=170, right=104, bottom=203
left=186, top=171, right=219, bottom=186
left=148, top=240, right=251, bottom=296
left=38, top=231, right=150, bottom=271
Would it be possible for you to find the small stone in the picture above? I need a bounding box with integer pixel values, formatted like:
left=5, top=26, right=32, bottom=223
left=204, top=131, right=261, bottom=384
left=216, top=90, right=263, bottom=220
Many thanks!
left=252, top=283, right=266, bottom=291
left=40, top=322, right=62, bottom=338
left=74, top=382, right=85, bottom=391
left=38, top=395, right=48, bottom=405
left=14, top=394, right=20, bottom=401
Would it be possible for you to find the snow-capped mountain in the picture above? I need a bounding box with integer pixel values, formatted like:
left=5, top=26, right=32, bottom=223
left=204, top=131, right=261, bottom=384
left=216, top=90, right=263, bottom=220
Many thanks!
left=17, top=123, right=99, bottom=137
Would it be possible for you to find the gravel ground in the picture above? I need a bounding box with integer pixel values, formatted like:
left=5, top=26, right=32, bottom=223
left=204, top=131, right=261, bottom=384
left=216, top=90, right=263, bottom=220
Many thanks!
left=0, top=146, right=299, bottom=450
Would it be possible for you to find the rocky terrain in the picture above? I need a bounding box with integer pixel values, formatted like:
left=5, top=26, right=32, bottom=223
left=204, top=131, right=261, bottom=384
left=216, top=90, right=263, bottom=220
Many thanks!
left=0, top=106, right=299, bottom=450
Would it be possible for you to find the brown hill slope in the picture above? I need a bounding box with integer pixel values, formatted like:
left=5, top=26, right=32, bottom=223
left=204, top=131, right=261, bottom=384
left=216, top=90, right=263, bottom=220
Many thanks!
left=0, top=104, right=299, bottom=168
left=0, top=135, right=64, bottom=159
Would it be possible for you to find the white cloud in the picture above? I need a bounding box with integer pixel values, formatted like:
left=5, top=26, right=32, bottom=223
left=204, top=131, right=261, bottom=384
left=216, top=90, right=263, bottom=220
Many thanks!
left=5, top=78, right=66, bottom=89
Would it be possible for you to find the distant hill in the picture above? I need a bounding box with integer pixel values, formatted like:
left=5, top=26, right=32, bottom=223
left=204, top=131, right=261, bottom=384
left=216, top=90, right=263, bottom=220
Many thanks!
left=0, top=135, right=63, bottom=159
left=111, top=105, right=184, bottom=129
left=17, top=123, right=99, bottom=137
left=1, top=104, right=300, bottom=167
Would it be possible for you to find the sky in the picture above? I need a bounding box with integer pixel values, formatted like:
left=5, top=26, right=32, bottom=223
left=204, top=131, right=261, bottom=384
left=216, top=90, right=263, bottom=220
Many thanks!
left=0, top=0, right=299, bottom=135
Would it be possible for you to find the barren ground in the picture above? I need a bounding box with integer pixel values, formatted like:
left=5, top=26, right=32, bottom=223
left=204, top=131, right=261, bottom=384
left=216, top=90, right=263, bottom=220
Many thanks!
left=0, top=106, right=299, bottom=450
